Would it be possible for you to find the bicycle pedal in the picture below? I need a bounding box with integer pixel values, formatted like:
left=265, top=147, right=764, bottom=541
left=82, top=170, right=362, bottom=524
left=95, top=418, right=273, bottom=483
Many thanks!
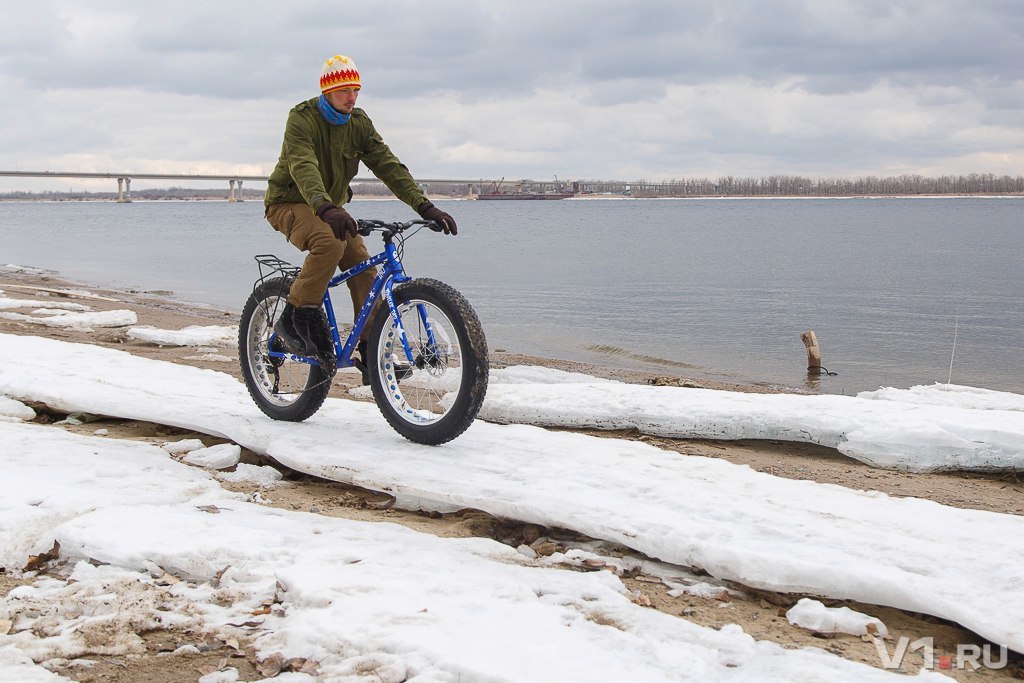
left=355, top=352, right=413, bottom=385
left=353, top=355, right=371, bottom=386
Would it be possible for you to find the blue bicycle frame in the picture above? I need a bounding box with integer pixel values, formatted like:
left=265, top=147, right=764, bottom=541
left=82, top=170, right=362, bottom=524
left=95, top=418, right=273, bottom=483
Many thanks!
left=267, top=227, right=434, bottom=369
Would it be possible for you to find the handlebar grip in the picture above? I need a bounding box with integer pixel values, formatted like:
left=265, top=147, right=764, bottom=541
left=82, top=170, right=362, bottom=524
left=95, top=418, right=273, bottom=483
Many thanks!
left=426, top=220, right=444, bottom=233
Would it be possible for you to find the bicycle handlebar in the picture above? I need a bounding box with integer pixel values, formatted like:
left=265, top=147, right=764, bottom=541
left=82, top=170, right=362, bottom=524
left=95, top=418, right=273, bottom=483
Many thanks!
left=357, top=218, right=443, bottom=237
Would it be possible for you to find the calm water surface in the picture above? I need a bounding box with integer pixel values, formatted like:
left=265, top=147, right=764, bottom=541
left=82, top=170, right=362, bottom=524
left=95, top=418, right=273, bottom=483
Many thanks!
left=1, top=197, right=1021, bottom=395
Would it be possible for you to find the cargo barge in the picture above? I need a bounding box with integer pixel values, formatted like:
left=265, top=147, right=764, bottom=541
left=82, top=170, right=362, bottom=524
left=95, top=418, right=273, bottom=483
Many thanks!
left=475, top=178, right=575, bottom=200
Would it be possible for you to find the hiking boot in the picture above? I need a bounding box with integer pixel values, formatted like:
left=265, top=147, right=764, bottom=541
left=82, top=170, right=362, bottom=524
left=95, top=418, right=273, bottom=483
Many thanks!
left=355, top=339, right=413, bottom=386
left=294, top=306, right=337, bottom=373
left=273, top=303, right=317, bottom=358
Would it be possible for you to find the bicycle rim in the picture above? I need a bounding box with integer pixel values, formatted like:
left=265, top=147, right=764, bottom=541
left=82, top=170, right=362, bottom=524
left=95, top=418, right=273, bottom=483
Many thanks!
left=375, top=299, right=464, bottom=425
left=245, top=292, right=319, bottom=406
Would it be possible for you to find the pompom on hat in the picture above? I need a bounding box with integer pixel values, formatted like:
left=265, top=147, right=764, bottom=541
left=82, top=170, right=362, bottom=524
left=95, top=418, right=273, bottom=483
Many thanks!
left=320, top=54, right=361, bottom=94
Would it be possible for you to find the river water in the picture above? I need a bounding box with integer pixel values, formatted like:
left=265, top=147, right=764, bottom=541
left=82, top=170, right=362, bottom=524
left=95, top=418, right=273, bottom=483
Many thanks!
left=1, top=196, right=1021, bottom=395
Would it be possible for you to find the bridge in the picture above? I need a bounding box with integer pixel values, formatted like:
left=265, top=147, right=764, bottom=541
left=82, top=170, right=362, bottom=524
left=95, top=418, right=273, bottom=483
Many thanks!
left=0, top=170, right=491, bottom=203
left=0, top=171, right=273, bottom=203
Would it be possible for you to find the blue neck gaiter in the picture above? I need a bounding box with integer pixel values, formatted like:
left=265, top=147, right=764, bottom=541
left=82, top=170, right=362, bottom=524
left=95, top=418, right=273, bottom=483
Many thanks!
left=318, top=94, right=351, bottom=125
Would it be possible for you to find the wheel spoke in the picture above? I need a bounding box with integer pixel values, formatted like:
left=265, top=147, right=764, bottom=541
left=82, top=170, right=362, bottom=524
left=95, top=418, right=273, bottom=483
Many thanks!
left=239, top=277, right=333, bottom=422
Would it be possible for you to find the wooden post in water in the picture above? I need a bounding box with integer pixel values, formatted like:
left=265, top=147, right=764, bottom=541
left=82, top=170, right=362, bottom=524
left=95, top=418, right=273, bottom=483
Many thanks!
left=801, top=330, right=822, bottom=374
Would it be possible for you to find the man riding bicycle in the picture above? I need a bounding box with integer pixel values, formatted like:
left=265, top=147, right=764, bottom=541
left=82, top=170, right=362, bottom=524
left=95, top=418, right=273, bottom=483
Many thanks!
left=263, top=54, right=457, bottom=383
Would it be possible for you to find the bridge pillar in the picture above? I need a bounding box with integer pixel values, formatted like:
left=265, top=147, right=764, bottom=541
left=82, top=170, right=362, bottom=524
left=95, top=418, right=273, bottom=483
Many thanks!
left=229, top=179, right=243, bottom=202
left=116, top=177, right=132, bottom=203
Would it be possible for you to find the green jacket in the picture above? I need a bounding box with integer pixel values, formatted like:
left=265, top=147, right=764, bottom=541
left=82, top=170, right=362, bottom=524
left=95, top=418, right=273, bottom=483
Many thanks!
left=264, top=98, right=426, bottom=212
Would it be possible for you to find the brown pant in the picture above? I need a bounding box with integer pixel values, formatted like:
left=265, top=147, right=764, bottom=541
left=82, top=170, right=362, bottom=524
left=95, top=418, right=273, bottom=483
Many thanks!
left=265, top=203, right=377, bottom=334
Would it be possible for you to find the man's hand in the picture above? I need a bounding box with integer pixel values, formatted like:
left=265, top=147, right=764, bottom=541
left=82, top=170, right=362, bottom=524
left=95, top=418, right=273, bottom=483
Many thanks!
left=417, top=201, right=458, bottom=235
left=316, top=203, right=358, bottom=240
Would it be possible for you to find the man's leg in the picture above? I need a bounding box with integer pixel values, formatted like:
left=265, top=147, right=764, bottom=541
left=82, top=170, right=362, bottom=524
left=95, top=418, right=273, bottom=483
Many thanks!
left=337, top=232, right=380, bottom=385
left=266, top=203, right=345, bottom=307
left=337, top=231, right=413, bottom=385
left=337, top=232, right=377, bottom=339
left=266, top=203, right=345, bottom=358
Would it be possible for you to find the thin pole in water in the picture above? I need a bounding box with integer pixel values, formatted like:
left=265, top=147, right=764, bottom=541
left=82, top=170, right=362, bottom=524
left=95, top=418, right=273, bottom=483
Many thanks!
left=947, top=307, right=960, bottom=385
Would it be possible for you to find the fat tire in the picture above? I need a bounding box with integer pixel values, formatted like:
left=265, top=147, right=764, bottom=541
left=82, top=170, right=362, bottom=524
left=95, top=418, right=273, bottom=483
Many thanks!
left=368, top=278, right=488, bottom=445
left=238, top=276, right=332, bottom=422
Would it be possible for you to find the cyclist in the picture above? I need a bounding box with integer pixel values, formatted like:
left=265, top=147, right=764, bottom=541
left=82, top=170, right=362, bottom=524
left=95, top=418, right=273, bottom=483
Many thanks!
left=263, top=53, right=457, bottom=382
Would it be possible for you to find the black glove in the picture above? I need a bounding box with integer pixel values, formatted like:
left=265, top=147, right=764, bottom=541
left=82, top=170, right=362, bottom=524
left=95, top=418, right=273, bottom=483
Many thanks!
left=417, top=201, right=458, bottom=235
left=316, top=203, right=358, bottom=240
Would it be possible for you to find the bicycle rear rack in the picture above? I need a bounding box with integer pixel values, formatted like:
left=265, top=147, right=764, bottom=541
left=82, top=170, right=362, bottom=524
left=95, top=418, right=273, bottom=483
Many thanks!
left=253, top=254, right=301, bottom=290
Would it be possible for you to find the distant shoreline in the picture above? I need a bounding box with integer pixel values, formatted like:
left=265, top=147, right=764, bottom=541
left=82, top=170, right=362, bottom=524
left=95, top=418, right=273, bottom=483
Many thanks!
left=2, top=193, right=1023, bottom=203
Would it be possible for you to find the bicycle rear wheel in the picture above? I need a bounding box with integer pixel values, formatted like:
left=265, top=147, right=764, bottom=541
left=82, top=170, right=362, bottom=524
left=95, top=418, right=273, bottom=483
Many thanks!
left=238, top=276, right=332, bottom=422
left=367, top=278, right=488, bottom=445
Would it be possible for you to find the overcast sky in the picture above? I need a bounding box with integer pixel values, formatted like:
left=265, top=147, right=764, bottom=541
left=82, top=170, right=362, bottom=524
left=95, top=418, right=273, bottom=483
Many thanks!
left=1, top=0, right=1022, bottom=191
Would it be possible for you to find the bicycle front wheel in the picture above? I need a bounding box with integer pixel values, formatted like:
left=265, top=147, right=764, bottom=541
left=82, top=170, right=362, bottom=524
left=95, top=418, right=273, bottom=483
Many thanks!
left=238, top=276, right=332, bottom=422
left=367, top=278, right=489, bottom=445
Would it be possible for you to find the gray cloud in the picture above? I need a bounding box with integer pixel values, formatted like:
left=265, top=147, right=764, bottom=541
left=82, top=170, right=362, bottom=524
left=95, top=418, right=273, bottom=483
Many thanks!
left=0, top=0, right=1022, bottom=186
left=5, top=1, right=1017, bottom=97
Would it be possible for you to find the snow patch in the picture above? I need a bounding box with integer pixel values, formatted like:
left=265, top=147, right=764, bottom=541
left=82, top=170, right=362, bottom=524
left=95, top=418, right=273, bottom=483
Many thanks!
left=0, top=396, right=35, bottom=421
left=787, top=598, right=889, bottom=637
left=0, top=309, right=136, bottom=330
left=182, top=444, right=241, bottom=470
left=161, top=438, right=206, bottom=455
left=127, top=325, right=237, bottom=347
left=215, top=463, right=283, bottom=487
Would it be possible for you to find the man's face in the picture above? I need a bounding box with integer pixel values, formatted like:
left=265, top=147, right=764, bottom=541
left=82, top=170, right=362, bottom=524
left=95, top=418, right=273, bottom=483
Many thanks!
left=327, top=87, right=359, bottom=114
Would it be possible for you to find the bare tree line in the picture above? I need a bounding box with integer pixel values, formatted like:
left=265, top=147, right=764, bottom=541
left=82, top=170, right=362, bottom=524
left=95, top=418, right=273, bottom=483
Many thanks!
left=353, top=172, right=1024, bottom=198
left=576, top=173, right=1024, bottom=197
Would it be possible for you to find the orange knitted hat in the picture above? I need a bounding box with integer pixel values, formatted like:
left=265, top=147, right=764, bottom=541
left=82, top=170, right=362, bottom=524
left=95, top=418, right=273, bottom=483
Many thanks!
left=320, top=55, right=361, bottom=93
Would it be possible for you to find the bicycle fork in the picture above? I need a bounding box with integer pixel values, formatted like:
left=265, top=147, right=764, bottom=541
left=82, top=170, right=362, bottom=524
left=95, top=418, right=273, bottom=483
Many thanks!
left=379, top=287, right=439, bottom=369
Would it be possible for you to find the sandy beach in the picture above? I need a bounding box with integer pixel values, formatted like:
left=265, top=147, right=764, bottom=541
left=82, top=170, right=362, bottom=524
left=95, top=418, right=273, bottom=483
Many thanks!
left=1, top=265, right=1021, bottom=681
